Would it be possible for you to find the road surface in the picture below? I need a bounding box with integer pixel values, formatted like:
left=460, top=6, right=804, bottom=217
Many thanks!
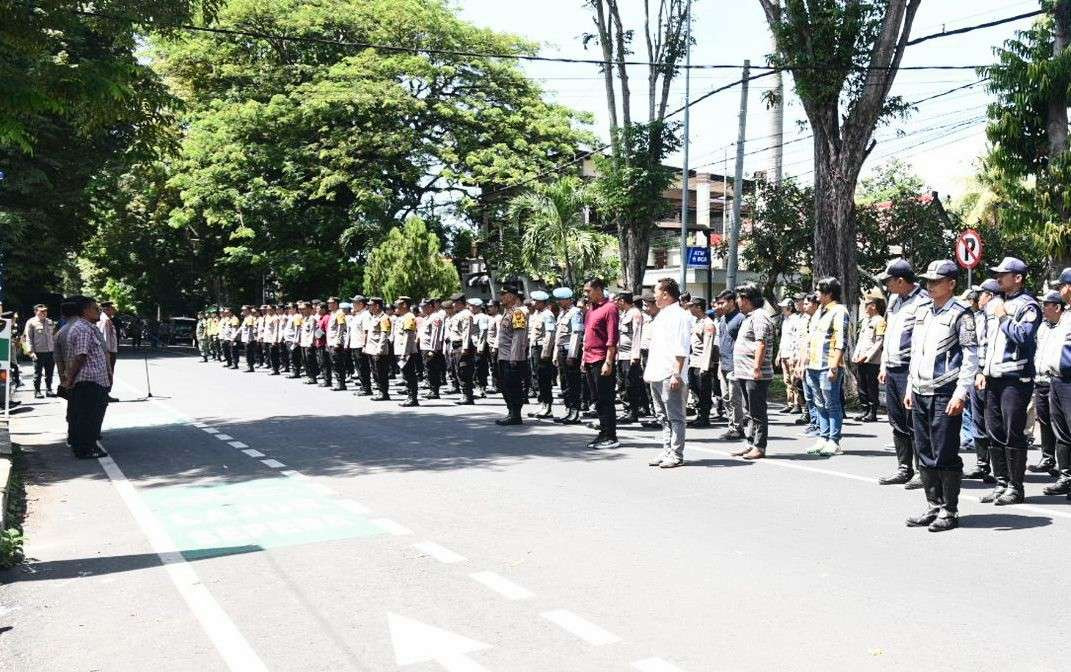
left=2, top=348, right=1069, bottom=671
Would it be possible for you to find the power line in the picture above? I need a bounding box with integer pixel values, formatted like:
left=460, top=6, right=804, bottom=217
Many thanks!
left=905, top=9, right=1043, bottom=46
left=58, top=4, right=1027, bottom=73
left=692, top=79, right=990, bottom=169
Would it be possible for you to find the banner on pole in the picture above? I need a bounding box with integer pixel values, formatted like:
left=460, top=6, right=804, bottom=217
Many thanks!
left=0, top=316, right=10, bottom=372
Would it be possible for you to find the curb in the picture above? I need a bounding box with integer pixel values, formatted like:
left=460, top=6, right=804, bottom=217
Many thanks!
left=1, top=420, right=12, bottom=529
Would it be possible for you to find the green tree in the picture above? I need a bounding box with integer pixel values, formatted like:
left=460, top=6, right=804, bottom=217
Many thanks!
left=982, top=2, right=1071, bottom=271
left=585, top=0, right=690, bottom=292
left=508, top=177, right=619, bottom=288
left=855, top=160, right=954, bottom=281
left=156, top=0, right=590, bottom=303
left=719, top=177, right=814, bottom=301
left=0, top=1, right=206, bottom=309
left=953, top=179, right=1050, bottom=290
left=363, top=218, right=460, bottom=302
left=759, top=0, right=921, bottom=304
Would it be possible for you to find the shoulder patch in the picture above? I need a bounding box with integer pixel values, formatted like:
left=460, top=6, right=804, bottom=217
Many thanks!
left=512, top=309, right=527, bottom=329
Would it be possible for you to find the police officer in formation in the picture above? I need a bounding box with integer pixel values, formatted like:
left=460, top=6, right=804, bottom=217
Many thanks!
left=194, top=257, right=1071, bottom=532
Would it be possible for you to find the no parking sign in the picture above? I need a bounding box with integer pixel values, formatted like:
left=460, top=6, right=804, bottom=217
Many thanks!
left=955, top=229, right=983, bottom=270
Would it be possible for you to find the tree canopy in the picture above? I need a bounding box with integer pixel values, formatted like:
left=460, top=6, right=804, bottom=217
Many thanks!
left=363, top=218, right=460, bottom=302
left=151, top=0, right=590, bottom=306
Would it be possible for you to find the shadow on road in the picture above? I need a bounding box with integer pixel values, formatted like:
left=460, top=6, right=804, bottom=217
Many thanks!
left=961, top=513, right=1053, bottom=530
left=0, top=546, right=263, bottom=584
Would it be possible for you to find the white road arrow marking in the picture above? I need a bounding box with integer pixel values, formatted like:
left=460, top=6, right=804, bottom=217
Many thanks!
left=388, top=613, right=491, bottom=671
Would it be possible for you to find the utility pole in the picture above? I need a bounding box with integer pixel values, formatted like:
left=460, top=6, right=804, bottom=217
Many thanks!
left=678, top=0, right=694, bottom=291
left=725, top=60, right=750, bottom=292
left=769, top=0, right=784, bottom=186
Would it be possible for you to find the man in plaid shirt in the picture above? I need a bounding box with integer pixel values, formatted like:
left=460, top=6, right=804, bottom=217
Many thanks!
left=59, top=296, right=111, bottom=459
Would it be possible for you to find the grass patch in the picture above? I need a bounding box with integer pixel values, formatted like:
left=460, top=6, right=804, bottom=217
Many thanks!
left=1, top=445, right=26, bottom=569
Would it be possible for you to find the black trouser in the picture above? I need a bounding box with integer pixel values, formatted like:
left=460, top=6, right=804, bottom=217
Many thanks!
left=457, top=350, right=476, bottom=401
left=857, top=362, right=880, bottom=412
left=558, top=351, right=581, bottom=411
left=268, top=343, right=280, bottom=373
left=304, top=346, right=320, bottom=381
left=499, top=360, right=529, bottom=417
left=317, top=347, right=332, bottom=385
left=329, top=347, right=347, bottom=388
left=1035, top=382, right=1055, bottom=461
left=475, top=347, right=490, bottom=390
left=688, top=366, right=713, bottom=420
left=289, top=343, right=302, bottom=375
left=885, top=367, right=915, bottom=472
left=1049, top=379, right=1071, bottom=476
left=969, top=381, right=989, bottom=468
left=639, top=350, right=652, bottom=414
left=623, top=359, right=646, bottom=416
left=737, top=378, right=770, bottom=450
left=244, top=341, right=257, bottom=371
left=33, top=352, right=55, bottom=392
left=401, top=355, right=419, bottom=400
left=257, top=341, right=267, bottom=366
left=536, top=356, right=555, bottom=405
left=223, top=341, right=236, bottom=367
left=489, top=350, right=500, bottom=390
left=912, top=389, right=963, bottom=470
left=372, top=354, right=391, bottom=396
left=353, top=348, right=372, bottom=392
left=529, top=346, right=540, bottom=395
left=447, top=349, right=460, bottom=390
left=985, top=377, right=1033, bottom=491
left=586, top=362, right=617, bottom=440
left=425, top=352, right=445, bottom=393
left=69, top=381, right=109, bottom=456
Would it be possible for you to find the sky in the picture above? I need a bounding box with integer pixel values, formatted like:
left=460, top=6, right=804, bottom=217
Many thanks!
left=453, top=0, right=1044, bottom=204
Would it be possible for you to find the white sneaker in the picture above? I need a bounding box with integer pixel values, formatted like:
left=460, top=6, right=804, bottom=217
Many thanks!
left=808, top=438, right=827, bottom=454
left=820, top=439, right=843, bottom=456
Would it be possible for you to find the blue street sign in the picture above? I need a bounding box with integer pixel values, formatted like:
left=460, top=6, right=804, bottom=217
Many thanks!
left=686, top=246, right=709, bottom=268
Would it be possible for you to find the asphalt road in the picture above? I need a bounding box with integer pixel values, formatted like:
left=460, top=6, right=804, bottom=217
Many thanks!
left=3, top=348, right=1071, bottom=672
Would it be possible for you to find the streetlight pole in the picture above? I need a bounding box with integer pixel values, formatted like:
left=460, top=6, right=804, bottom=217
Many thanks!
left=678, top=0, right=693, bottom=290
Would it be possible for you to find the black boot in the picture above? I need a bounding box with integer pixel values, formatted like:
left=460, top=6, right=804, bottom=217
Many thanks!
left=995, top=448, right=1026, bottom=505
left=929, top=470, right=961, bottom=532
left=536, top=403, right=553, bottom=419
left=879, top=433, right=915, bottom=485
left=980, top=445, right=1009, bottom=503
left=1043, top=473, right=1071, bottom=496
left=963, top=438, right=995, bottom=482
left=1028, top=455, right=1057, bottom=474
left=686, top=416, right=711, bottom=428
left=906, top=469, right=943, bottom=527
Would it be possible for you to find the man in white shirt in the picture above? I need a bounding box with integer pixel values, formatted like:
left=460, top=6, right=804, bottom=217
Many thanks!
left=644, top=278, right=692, bottom=468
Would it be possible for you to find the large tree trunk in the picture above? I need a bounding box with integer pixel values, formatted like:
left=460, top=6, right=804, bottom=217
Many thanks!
left=1049, top=0, right=1071, bottom=272
left=813, top=132, right=865, bottom=307
left=619, top=219, right=649, bottom=293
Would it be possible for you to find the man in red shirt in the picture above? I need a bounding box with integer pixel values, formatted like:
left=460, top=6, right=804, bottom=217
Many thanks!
left=583, top=278, right=620, bottom=449
left=315, top=301, right=333, bottom=388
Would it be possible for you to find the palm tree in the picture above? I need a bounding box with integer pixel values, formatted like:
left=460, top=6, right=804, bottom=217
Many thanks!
left=508, top=177, right=612, bottom=288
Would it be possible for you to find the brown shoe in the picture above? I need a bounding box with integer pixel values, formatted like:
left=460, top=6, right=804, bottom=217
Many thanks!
left=730, top=445, right=752, bottom=457
left=742, top=448, right=766, bottom=460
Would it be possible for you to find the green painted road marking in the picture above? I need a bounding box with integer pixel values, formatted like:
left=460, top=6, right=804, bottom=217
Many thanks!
left=141, top=477, right=386, bottom=560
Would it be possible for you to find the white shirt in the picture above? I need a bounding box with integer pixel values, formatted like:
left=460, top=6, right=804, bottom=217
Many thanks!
left=643, top=302, right=692, bottom=384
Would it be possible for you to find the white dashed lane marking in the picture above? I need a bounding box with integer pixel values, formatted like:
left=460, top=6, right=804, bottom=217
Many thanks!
left=259, top=459, right=287, bottom=469
left=468, top=571, right=533, bottom=600
left=215, top=434, right=234, bottom=441
left=633, top=657, right=688, bottom=672
left=540, top=610, right=621, bottom=646
left=228, top=441, right=249, bottom=449
left=201, top=427, right=219, bottom=434
left=412, top=541, right=466, bottom=564
left=370, top=518, right=413, bottom=536
left=241, top=449, right=265, bottom=458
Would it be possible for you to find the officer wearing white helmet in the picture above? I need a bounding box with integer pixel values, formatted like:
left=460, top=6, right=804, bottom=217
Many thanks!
left=552, top=287, right=584, bottom=424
